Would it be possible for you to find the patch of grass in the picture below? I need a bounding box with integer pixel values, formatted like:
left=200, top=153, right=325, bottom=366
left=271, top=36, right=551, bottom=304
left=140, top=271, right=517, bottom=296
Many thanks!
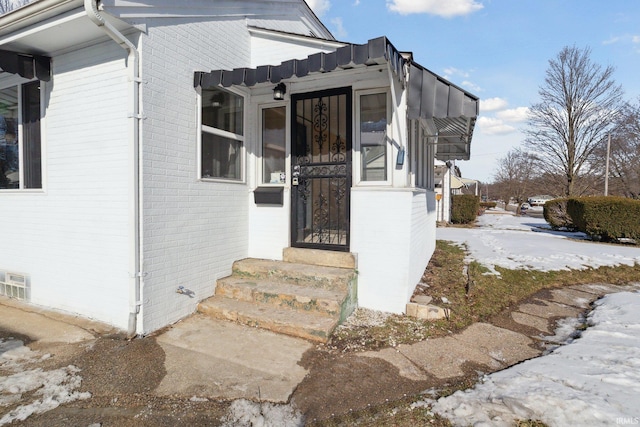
left=516, top=420, right=549, bottom=427
left=307, top=396, right=451, bottom=427
left=327, top=240, right=640, bottom=353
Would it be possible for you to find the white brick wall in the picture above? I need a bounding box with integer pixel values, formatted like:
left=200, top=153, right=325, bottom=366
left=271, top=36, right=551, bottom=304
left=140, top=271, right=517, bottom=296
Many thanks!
left=0, top=40, right=132, bottom=328
left=350, top=188, right=436, bottom=314
left=249, top=33, right=338, bottom=68
left=139, top=17, right=253, bottom=333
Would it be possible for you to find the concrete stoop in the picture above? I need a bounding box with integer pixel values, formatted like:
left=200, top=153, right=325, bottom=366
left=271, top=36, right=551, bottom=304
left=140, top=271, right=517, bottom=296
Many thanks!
left=198, top=250, right=357, bottom=343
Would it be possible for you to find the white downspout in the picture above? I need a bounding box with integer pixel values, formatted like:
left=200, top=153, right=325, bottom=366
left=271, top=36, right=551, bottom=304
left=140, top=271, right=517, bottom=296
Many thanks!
left=84, top=0, right=142, bottom=338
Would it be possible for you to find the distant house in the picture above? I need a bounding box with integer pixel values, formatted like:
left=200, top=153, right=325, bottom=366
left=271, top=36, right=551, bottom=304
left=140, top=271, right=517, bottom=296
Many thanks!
left=0, top=0, right=478, bottom=336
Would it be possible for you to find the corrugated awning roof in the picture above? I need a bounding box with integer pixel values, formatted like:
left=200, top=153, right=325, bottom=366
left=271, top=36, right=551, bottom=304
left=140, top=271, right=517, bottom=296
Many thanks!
left=0, top=50, right=51, bottom=81
left=194, top=36, right=478, bottom=161
left=450, top=175, right=467, bottom=190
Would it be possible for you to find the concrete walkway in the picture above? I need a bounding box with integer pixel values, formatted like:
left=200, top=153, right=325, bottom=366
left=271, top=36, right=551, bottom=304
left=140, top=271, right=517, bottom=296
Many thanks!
left=1, top=282, right=637, bottom=406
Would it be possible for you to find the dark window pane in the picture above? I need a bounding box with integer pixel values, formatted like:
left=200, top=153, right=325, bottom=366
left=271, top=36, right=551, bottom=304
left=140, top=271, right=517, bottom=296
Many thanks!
left=201, top=88, right=243, bottom=135
left=360, top=93, right=387, bottom=181
left=201, top=132, right=242, bottom=180
left=22, top=81, right=41, bottom=189
left=0, top=86, right=19, bottom=189
left=262, top=106, right=286, bottom=183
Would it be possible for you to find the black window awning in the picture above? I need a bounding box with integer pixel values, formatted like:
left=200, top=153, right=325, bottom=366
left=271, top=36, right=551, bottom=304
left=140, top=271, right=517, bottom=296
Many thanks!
left=0, top=50, right=51, bottom=82
left=407, top=63, right=478, bottom=161
left=194, top=36, right=478, bottom=161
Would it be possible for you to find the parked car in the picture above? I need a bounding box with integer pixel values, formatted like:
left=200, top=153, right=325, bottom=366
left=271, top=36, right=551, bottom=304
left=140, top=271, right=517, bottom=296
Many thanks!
left=528, top=195, right=554, bottom=206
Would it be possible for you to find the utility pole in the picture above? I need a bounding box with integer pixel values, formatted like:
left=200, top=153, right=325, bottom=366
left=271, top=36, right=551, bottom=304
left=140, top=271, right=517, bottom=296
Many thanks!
left=604, top=134, right=611, bottom=196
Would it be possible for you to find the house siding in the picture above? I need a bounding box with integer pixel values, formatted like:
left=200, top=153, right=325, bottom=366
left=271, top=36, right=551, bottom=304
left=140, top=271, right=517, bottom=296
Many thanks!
left=0, top=40, right=132, bottom=328
left=139, top=18, right=252, bottom=333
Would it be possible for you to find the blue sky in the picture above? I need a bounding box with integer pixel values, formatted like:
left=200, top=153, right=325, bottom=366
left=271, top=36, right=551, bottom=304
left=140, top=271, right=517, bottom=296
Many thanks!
left=306, top=0, right=640, bottom=182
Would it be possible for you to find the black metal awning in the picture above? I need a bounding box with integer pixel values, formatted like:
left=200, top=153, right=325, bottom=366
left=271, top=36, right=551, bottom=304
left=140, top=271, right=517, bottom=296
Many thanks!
left=194, top=36, right=404, bottom=89
left=407, top=63, right=478, bottom=161
left=194, top=36, right=478, bottom=161
left=0, top=50, right=51, bottom=82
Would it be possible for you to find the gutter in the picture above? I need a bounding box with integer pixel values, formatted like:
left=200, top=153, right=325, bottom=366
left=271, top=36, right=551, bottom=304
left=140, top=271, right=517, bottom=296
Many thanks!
left=84, top=0, right=142, bottom=338
left=0, top=0, right=80, bottom=36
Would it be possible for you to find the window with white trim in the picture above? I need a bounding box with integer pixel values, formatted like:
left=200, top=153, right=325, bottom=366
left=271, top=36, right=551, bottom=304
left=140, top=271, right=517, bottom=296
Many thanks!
left=0, top=81, right=42, bottom=190
left=358, top=91, right=388, bottom=182
left=200, top=87, right=244, bottom=181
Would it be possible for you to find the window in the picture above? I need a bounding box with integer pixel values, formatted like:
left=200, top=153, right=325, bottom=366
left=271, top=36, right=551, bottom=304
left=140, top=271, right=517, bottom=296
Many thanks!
left=0, top=81, right=42, bottom=190
left=359, top=92, right=387, bottom=182
left=261, top=106, right=286, bottom=184
left=200, top=87, right=244, bottom=181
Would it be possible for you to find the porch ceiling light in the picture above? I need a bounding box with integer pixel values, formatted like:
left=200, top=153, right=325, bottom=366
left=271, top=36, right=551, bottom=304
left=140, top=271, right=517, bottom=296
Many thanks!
left=273, top=82, right=286, bottom=100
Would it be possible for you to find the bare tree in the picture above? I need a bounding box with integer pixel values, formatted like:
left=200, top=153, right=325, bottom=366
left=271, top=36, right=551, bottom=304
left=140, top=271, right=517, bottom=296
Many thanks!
left=525, top=46, right=624, bottom=196
left=492, top=147, right=538, bottom=212
left=0, top=0, right=29, bottom=15
left=593, top=99, right=640, bottom=198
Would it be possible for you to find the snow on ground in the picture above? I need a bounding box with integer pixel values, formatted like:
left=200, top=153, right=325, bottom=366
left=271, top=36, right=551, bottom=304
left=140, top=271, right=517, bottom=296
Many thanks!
left=0, top=338, right=90, bottom=426
left=437, top=209, right=640, bottom=274
left=430, top=291, right=640, bottom=426
left=430, top=209, right=640, bottom=426
left=222, top=399, right=304, bottom=427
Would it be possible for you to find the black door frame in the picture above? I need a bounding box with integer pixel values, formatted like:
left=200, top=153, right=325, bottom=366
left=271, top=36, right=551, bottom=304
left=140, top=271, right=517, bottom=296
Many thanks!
left=290, top=86, right=352, bottom=252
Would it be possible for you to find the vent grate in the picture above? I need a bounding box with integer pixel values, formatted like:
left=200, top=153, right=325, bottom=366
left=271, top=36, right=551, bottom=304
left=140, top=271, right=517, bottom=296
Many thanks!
left=0, top=272, right=29, bottom=300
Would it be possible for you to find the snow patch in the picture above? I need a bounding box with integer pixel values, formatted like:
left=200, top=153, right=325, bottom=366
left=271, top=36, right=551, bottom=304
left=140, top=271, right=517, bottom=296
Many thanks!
left=430, top=291, right=640, bottom=426
left=0, top=338, right=90, bottom=426
left=222, top=399, right=304, bottom=427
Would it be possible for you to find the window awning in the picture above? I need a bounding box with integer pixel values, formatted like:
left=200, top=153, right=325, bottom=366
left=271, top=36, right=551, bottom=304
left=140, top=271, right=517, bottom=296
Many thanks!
left=450, top=175, right=467, bottom=190
left=194, top=36, right=478, bottom=161
left=408, top=63, right=478, bottom=161
left=0, top=50, right=51, bottom=81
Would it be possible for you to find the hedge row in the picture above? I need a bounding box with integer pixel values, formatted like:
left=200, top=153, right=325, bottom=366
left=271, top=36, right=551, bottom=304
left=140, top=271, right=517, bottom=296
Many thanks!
left=543, top=198, right=573, bottom=229
left=566, top=197, right=640, bottom=241
left=452, top=195, right=480, bottom=224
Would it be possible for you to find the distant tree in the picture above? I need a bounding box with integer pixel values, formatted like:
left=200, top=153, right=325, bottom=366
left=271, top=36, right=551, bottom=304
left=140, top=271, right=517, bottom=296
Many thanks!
left=593, top=99, right=640, bottom=198
left=524, top=46, right=624, bottom=197
left=492, top=147, right=538, bottom=212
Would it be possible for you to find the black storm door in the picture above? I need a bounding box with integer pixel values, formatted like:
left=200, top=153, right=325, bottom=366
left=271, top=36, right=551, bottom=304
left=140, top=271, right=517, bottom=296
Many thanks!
left=291, top=87, right=352, bottom=251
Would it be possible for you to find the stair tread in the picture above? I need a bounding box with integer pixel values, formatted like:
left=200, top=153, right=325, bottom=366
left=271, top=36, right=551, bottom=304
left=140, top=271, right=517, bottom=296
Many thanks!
left=199, top=297, right=338, bottom=342
left=217, top=276, right=347, bottom=301
left=233, top=258, right=355, bottom=286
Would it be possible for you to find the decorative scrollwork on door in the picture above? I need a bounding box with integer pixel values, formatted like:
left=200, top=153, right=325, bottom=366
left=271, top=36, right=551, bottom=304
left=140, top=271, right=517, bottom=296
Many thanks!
left=292, top=88, right=352, bottom=250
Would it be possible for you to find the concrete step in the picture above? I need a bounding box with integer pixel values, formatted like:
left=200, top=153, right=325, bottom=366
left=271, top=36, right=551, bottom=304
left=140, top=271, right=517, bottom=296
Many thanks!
left=215, top=277, right=346, bottom=316
left=232, top=258, right=356, bottom=291
left=283, top=247, right=357, bottom=269
left=198, top=297, right=338, bottom=343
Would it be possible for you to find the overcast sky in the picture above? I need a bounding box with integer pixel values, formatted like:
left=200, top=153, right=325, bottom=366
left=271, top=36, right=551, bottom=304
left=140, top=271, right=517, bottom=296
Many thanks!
left=306, top=0, right=640, bottom=182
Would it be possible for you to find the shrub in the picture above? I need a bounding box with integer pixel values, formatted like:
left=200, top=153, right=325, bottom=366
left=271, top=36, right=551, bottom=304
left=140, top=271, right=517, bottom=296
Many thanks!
left=452, top=195, right=480, bottom=224
left=567, top=196, right=640, bottom=242
left=480, top=201, right=497, bottom=209
left=543, top=198, right=574, bottom=229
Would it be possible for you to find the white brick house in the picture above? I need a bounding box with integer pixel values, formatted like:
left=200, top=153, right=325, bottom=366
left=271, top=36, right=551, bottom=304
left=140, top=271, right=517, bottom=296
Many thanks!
left=0, top=0, right=478, bottom=336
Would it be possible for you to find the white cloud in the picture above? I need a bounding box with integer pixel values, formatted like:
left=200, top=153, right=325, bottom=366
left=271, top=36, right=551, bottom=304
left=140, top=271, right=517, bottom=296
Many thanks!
left=496, top=107, right=529, bottom=123
left=481, top=97, right=508, bottom=112
left=330, top=17, right=347, bottom=39
left=602, top=36, right=621, bottom=45
left=461, top=80, right=482, bottom=93
left=305, top=0, right=331, bottom=17
left=443, top=67, right=470, bottom=79
left=477, top=116, right=516, bottom=135
left=633, top=35, right=640, bottom=43
left=386, top=0, right=484, bottom=17
left=353, top=0, right=360, bottom=5
left=441, top=68, right=480, bottom=93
